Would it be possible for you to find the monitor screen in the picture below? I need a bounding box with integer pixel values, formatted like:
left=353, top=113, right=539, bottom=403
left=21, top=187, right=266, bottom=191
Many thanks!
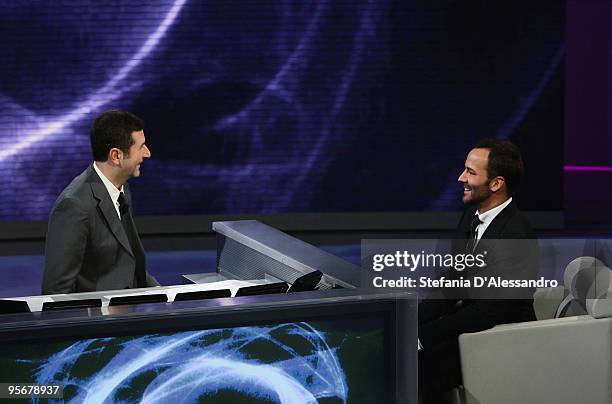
left=0, top=291, right=416, bottom=402
left=0, top=318, right=385, bottom=403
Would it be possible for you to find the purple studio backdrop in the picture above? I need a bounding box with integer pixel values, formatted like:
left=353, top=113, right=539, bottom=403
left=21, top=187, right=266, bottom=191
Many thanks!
left=0, top=0, right=564, bottom=221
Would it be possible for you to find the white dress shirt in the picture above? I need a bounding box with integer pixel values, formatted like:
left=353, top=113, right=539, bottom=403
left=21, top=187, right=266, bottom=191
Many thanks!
left=473, top=197, right=513, bottom=244
left=93, top=162, right=124, bottom=220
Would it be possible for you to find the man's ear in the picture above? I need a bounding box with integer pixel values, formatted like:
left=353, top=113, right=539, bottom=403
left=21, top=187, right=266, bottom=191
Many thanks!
left=489, top=176, right=505, bottom=193
left=109, top=148, right=122, bottom=165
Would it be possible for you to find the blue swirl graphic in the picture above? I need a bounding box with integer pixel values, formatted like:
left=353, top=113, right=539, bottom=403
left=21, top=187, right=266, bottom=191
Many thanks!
left=28, top=322, right=348, bottom=403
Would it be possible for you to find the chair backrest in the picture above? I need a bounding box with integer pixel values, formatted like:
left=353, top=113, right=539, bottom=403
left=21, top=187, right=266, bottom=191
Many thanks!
left=555, top=256, right=609, bottom=318
left=586, top=287, right=612, bottom=319
left=532, top=287, right=565, bottom=320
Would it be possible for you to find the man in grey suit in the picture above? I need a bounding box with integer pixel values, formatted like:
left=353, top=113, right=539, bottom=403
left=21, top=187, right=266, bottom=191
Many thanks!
left=42, top=110, right=160, bottom=294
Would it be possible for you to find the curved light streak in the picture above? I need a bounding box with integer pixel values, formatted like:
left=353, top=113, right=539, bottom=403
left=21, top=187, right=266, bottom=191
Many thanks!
left=143, top=357, right=318, bottom=404
left=80, top=331, right=207, bottom=403
left=284, top=0, right=378, bottom=205
left=495, top=45, right=566, bottom=140
left=30, top=322, right=349, bottom=404
left=211, top=0, right=381, bottom=210
left=215, top=1, right=329, bottom=129
left=431, top=44, right=566, bottom=210
left=0, top=0, right=187, bottom=163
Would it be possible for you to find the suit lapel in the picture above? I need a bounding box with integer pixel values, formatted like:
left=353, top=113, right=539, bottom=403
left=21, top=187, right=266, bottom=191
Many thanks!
left=459, top=206, right=477, bottom=238
left=122, top=184, right=146, bottom=286
left=122, top=185, right=145, bottom=254
left=87, top=167, right=134, bottom=258
left=481, top=200, right=518, bottom=240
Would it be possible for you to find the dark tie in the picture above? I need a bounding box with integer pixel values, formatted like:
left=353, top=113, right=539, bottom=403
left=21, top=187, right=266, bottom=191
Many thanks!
left=466, top=215, right=483, bottom=252
left=118, top=192, right=146, bottom=287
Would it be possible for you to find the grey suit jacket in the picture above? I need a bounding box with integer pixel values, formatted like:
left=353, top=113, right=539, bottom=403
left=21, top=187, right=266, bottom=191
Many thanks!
left=42, top=165, right=159, bottom=294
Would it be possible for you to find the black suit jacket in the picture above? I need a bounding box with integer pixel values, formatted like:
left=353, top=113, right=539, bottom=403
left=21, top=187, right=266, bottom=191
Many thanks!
left=457, top=199, right=535, bottom=241
left=42, top=165, right=159, bottom=294
left=419, top=200, right=537, bottom=353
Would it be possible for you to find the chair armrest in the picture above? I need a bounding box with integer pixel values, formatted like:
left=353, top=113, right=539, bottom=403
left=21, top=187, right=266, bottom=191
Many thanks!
left=459, top=316, right=612, bottom=404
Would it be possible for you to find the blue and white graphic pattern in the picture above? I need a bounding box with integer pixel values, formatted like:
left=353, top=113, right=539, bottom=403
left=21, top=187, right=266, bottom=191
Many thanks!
left=28, top=322, right=348, bottom=403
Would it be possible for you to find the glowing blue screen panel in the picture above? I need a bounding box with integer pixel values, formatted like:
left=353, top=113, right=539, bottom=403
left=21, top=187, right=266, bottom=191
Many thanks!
left=0, top=319, right=385, bottom=403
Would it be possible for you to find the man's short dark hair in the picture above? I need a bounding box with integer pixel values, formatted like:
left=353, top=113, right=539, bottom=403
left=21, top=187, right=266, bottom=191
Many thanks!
left=475, top=138, right=524, bottom=195
left=90, top=110, right=144, bottom=162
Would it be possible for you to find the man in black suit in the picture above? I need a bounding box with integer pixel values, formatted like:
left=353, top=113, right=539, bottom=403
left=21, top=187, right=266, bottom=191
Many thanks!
left=42, top=110, right=160, bottom=294
left=418, top=139, right=537, bottom=403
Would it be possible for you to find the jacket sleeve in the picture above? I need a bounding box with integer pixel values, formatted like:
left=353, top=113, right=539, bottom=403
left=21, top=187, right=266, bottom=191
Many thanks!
left=42, top=197, right=89, bottom=294
left=124, top=184, right=161, bottom=288
left=145, top=271, right=161, bottom=287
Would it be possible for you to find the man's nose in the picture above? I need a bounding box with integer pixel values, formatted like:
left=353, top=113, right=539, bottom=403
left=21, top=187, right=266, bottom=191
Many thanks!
left=458, top=170, right=467, bottom=182
left=144, top=145, right=151, bottom=158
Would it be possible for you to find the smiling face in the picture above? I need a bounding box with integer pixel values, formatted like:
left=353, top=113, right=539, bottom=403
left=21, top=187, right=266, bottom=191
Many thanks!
left=457, top=148, right=492, bottom=206
left=120, top=130, right=151, bottom=179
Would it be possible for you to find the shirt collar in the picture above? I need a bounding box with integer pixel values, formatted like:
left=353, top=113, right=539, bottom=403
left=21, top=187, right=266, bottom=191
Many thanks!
left=475, top=197, right=513, bottom=226
left=92, top=162, right=124, bottom=205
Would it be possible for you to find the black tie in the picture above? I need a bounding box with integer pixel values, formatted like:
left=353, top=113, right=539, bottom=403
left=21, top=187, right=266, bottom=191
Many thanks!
left=118, top=192, right=146, bottom=287
left=117, top=192, right=129, bottom=219
left=466, top=215, right=482, bottom=252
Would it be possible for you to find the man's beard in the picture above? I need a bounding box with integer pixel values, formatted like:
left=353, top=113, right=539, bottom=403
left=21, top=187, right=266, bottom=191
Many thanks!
left=463, top=182, right=491, bottom=206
